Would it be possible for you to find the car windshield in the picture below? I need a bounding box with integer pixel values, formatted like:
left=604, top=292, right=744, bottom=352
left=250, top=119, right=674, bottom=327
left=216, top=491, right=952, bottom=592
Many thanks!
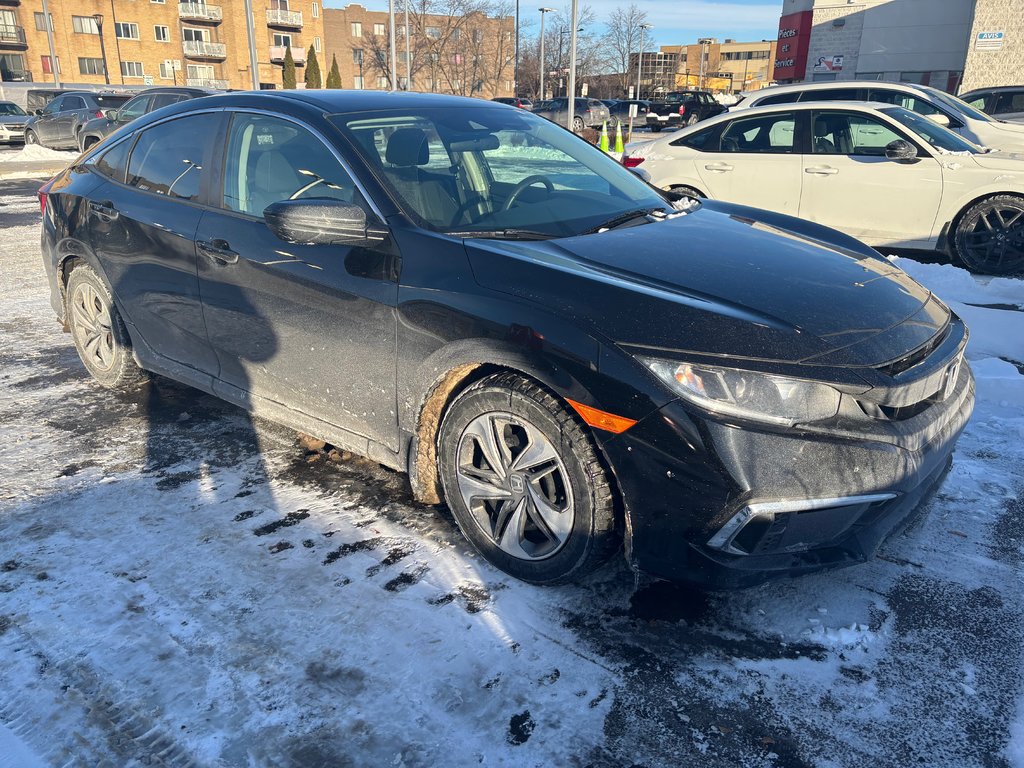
left=0, top=103, right=26, bottom=116
left=922, top=86, right=993, bottom=123
left=332, top=106, right=671, bottom=238
left=881, top=106, right=983, bottom=154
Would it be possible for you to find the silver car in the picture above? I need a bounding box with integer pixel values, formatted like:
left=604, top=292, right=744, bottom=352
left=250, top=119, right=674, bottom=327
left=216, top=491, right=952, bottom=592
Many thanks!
left=960, top=86, right=1024, bottom=125
left=532, top=97, right=612, bottom=133
left=0, top=100, right=29, bottom=144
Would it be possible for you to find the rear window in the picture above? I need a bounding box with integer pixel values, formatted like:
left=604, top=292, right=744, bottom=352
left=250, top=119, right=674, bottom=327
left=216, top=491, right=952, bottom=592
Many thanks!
left=755, top=93, right=799, bottom=106
left=127, top=113, right=217, bottom=201
left=93, top=138, right=131, bottom=182
left=95, top=95, right=131, bottom=108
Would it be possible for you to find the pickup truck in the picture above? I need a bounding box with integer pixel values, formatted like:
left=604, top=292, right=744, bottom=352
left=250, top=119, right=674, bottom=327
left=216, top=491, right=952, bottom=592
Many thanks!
left=646, top=90, right=726, bottom=132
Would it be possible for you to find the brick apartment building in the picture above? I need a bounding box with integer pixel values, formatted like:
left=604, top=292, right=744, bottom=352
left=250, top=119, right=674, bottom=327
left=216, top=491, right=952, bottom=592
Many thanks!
left=0, top=0, right=326, bottom=90
left=628, top=38, right=778, bottom=97
left=322, top=3, right=515, bottom=97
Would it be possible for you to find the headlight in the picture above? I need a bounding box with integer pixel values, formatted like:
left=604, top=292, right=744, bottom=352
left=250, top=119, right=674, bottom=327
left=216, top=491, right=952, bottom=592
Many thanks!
left=641, top=358, right=841, bottom=427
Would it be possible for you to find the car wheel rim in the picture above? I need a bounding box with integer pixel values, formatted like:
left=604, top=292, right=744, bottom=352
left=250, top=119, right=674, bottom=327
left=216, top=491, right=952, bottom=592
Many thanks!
left=573, top=118, right=584, bottom=132
left=26, top=132, right=35, bottom=144
left=455, top=411, right=575, bottom=561
left=70, top=282, right=116, bottom=372
left=961, top=203, right=1024, bottom=272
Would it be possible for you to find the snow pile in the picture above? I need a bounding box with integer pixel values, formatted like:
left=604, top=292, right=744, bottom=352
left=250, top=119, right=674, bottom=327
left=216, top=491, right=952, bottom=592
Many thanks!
left=0, top=144, right=78, bottom=164
left=714, top=93, right=739, bottom=106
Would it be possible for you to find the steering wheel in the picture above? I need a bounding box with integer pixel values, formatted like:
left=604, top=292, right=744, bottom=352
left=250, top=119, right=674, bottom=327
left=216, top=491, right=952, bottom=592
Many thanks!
left=501, top=175, right=554, bottom=212
left=450, top=194, right=489, bottom=226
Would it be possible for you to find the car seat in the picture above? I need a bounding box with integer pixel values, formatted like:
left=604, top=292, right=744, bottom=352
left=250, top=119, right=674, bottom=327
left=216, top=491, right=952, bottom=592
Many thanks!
left=383, top=127, right=459, bottom=227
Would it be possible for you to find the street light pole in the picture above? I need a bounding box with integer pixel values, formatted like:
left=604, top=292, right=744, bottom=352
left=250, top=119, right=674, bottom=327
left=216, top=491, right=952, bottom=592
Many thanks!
left=388, top=0, right=397, bottom=90
left=92, top=14, right=110, bottom=85
left=636, top=22, right=651, bottom=100
left=514, top=0, right=519, bottom=96
left=538, top=7, right=553, bottom=101
left=39, top=0, right=59, bottom=87
left=242, top=0, right=259, bottom=89
left=404, top=0, right=410, bottom=89
left=566, top=0, right=578, bottom=131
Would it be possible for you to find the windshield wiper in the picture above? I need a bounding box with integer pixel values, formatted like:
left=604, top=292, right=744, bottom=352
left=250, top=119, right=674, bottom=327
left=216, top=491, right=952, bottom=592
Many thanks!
left=448, top=229, right=557, bottom=241
left=585, top=207, right=664, bottom=234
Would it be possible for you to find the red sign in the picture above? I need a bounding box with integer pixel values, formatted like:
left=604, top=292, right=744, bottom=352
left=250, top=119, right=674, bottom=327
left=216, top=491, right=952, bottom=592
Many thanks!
left=773, top=11, right=812, bottom=81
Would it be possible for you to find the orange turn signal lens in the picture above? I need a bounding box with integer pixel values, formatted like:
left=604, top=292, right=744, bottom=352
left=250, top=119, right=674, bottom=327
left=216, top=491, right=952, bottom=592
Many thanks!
left=566, top=399, right=637, bottom=434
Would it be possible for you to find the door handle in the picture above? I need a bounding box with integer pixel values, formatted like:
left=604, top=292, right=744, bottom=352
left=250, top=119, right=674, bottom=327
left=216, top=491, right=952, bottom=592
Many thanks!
left=89, top=200, right=119, bottom=221
left=805, top=166, right=839, bottom=175
left=198, top=239, right=240, bottom=266
left=704, top=162, right=734, bottom=172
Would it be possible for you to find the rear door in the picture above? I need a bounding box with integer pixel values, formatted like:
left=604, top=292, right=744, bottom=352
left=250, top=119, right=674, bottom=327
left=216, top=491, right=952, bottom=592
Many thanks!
left=194, top=110, right=400, bottom=451
left=87, top=111, right=222, bottom=374
left=695, top=109, right=803, bottom=214
left=992, top=90, right=1024, bottom=123
left=798, top=109, right=943, bottom=247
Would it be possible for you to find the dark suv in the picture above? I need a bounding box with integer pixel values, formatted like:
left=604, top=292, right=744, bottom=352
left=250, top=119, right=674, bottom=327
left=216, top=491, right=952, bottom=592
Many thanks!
left=25, top=91, right=133, bottom=149
left=39, top=90, right=974, bottom=589
left=78, top=87, right=216, bottom=151
left=647, top=91, right=726, bottom=131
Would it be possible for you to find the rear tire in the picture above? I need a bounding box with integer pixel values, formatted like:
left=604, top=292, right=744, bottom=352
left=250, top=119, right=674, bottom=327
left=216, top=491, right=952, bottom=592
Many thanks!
left=650, top=125, right=663, bottom=133
left=65, top=263, right=149, bottom=391
left=951, top=194, right=1024, bottom=275
left=685, top=113, right=699, bottom=127
left=572, top=116, right=585, bottom=133
left=437, top=372, right=619, bottom=584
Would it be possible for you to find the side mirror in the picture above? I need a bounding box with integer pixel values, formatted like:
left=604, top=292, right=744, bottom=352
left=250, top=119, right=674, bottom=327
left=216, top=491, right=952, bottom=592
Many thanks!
left=34, top=109, right=42, bottom=116
left=884, top=139, right=918, bottom=162
left=926, top=113, right=951, bottom=127
left=263, top=199, right=388, bottom=246
left=106, top=110, right=119, bottom=121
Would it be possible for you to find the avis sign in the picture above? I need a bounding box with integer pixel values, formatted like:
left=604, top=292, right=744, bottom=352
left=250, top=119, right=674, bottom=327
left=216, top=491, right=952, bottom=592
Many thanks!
left=975, top=31, right=1004, bottom=51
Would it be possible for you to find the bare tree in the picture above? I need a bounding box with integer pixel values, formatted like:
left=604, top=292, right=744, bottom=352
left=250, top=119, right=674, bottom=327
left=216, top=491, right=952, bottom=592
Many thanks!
left=602, top=4, right=648, bottom=97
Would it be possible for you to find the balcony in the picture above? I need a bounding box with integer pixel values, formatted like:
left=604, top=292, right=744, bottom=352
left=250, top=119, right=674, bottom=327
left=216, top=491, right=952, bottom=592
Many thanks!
left=0, top=0, right=21, bottom=6
left=269, top=45, right=305, bottom=64
left=266, top=8, right=302, bottom=28
left=0, top=24, right=27, bottom=49
left=183, top=40, right=227, bottom=59
left=185, top=77, right=229, bottom=89
left=178, top=3, right=223, bottom=22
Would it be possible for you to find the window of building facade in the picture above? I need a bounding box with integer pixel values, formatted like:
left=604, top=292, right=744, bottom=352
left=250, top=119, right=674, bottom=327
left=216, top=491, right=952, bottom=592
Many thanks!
left=121, top=61, right=145, bottom=78
left=311, top=1, right=319, bottom=17
left=352, top=47, right=363, bottom=64
left=159, top=61, right=175, bottom=79
left=79, top=57, right=106, bottom=75
left=426, top=26, right=440, bottom=38
left=115, top=22, right=140, bottom=40
left=273, top=33, right=292, bottom=46
left=373, top=23, right=385, bottom=35
left=351, top=22, right=362, bottom=37
left=41, top=55, right=61, bottom=74
left=71, top=15, right=98, bottom=34
left=35, top=13, right=54, bottom=31
left=353, top=75, right=364, bottom=88
left=314, top=36, right=321, bottom=52
left=154, top=25, right=170, bottom=42
left=183, top=27, right=210, bottom=42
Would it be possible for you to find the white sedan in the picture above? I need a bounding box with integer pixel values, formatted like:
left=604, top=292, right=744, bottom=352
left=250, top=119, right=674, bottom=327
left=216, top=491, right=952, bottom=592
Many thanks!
left=626, top=101, right=1024, bottom=274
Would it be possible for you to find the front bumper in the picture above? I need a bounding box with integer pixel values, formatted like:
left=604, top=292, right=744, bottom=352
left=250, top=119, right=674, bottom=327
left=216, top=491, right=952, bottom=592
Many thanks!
left=0, top=126, right=26, bottom=142
left=601, top=361, right=975, bottom=589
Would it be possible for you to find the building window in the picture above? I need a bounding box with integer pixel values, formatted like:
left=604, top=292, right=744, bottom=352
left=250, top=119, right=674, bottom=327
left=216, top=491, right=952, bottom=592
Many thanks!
left=353, top=75, right=364, bottom=88
left=352, top=47, right=363, bottom=64
left=121, top=61, right=145, bottom=78
left=154, top=25, right=170, bottom=42
left=473, top=29, right=482, bottom=43
left=71, top=15, right=99, bottom=34
left=377, top=76, right=388, bottom=88
left=311, top=1, right=319, bottom=17
left=115, top=22, right=140, bottom=40
left=900, top=71, right=929, bottom=85
left=78, top=57, right=106, bottom=75
left=34, top=13, right=54, bottom=31
left=183, top=27, right=210, bottom=42
left=314, top=36, right=321, bottom=53
left=151, top=0, right=166, bottom=4
left=373, top=23, right=385, bottom=35
left=159, top=61, right=174, bottom=79
left=351, top=22, right=361, bottom=37
left=426, top=26, right=440, bottom=39
left=452, top=28, right=460, bottom=41
left=187, top=63, right=214, bottom=79
left=41, top=55, right=61, bottom=74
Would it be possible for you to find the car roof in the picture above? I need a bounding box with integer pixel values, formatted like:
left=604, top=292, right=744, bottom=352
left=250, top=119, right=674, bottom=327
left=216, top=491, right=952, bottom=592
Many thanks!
left=670, top=99, right=906, bottom=132
left=747, top=80, right=930, bottom=99
left=239, top=90, right=504, bottom=113
left=960, top=85, right=1024, bottom=95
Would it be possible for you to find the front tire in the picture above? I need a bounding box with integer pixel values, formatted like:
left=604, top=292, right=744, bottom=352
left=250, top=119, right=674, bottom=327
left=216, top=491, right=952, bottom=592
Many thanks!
left=437, top=372, right=619, bottom=584
left=650, top=125, right=663, bottom=133
left=65, top=263, right=149, bottom=391
left=24, top=130, right=37, bottom=145
left=952, top=194, right=1024, bottom=275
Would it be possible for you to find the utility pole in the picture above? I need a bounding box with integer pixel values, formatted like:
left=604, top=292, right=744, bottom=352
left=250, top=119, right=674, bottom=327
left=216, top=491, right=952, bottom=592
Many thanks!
left=566, top=0, right=578, bottom=131
left=243, top=0, right=259, bottom=89
left=514, top=0, right=519, bottom=95
left=404, top=0, right=410, bottom=88
left=40, top=0, right=59, bottom=87
left=388, top=0, right=397, bottom=90
left=92, top=15, right=110, bottom=85
left=636, top=23, right=651, bottom=100
left=538, top=7, right=553, bottom=100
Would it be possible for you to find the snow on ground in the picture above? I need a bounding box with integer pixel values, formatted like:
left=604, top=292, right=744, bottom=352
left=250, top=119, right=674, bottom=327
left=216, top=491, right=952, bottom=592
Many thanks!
left=0, top=144, right=78, bottom=165
left=1, top=178, right=1024, bottom=766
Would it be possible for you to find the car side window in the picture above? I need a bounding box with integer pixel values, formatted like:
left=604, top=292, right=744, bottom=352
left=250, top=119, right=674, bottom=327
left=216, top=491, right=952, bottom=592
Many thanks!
left=119, top=96, right=152, bottom=121
left=221, top=112, right=360, bottom=217
left=93, top=139, right=132, bottom=183
left=868, top=89, right=941, bottom=116
left=755, top=93, right=798, bottom=107
left=964, top=94, right=989, bottom=110
left=802, top=88, right=859, bottom=101
left=63, top=96, right=86, bottom=111
left=670, top=125, right=717, bottom=150
left=719, top=112, right=796, bottom=153
left=994, top=92, right=1024, bottom=114
left=151, top=94, right=188, bottom=110
left=127, top=113, right=217, bottom=201
left=41, top=97, right=63, bottom=115
left=812, top=111, right=904, bottom=155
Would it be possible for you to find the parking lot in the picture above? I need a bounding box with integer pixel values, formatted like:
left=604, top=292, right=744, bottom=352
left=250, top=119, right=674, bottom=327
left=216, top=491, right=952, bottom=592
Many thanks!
left=1, top=173, right=1023, bottom=766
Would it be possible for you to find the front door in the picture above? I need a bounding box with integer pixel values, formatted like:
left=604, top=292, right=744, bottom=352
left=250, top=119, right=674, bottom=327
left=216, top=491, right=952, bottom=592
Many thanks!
left=33, top=95, right=63, bottom=143
left=87, top=112, right=221, bottom=374
left=798, top=109, right=943, bottom=248
left=195, top=111, right=400, bottom=451
left=695, top=110, right=803, bottom=215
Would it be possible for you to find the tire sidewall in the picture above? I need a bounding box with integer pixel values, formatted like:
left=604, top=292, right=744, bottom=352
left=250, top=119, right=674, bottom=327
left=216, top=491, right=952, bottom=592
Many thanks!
left=438, top=383, right=608, bottom=584
left=65, top=264, right=142, bottom=389
left=954, top=194, right=1024, bottom=275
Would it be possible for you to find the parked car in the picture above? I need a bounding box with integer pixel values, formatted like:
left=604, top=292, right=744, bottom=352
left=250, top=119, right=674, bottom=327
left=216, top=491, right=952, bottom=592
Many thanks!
left=532, top=97, right=611, bottom=132
left=625, top=100, right=1024, bottom=274
left=646, top=91, right=726, bottom=132
left=25, top=91, right=133, bottom=150
left=78, top=87, right=217, bottom=151
left=40, top=90, right=974, bottom=589
left=0, top=100, right=30, bottom=144
left=492, top=96, right=533, bottom=111
left=731, top=80, right=1024, bottom=153
left=960, top=86, right=1024, bottom=125
left=605, top=99, right=651, bottom=121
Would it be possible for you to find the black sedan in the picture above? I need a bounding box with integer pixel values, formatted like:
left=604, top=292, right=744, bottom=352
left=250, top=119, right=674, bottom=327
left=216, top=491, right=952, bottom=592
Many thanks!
left=77, top=87, right=217, bottom=151
left=39, top=91, right=974, bottom=588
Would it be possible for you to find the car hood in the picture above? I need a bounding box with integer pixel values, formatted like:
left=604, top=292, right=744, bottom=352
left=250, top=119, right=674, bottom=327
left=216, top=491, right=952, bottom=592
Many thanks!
left=0, top=115, right=29, bottom=126
left=465, top=201, right=946, bottom=369
left=969, top=150, right=1024, bottom=171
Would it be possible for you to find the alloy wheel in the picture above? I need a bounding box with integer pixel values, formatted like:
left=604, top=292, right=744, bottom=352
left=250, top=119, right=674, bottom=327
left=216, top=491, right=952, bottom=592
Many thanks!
left=958, top=200, right=1024, bottom=274
left=455, top=411, right=574, bottom=560
left=69, top=281, right=116, bottom=372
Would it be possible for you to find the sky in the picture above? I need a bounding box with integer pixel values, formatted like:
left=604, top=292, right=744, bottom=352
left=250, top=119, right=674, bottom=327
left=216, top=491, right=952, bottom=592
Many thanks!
left=323, top=0, right=782, bottom=50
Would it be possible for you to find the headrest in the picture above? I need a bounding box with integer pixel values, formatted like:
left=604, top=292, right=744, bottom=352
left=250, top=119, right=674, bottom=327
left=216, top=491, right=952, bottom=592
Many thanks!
left=386, top=127, right=429, bottom=166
